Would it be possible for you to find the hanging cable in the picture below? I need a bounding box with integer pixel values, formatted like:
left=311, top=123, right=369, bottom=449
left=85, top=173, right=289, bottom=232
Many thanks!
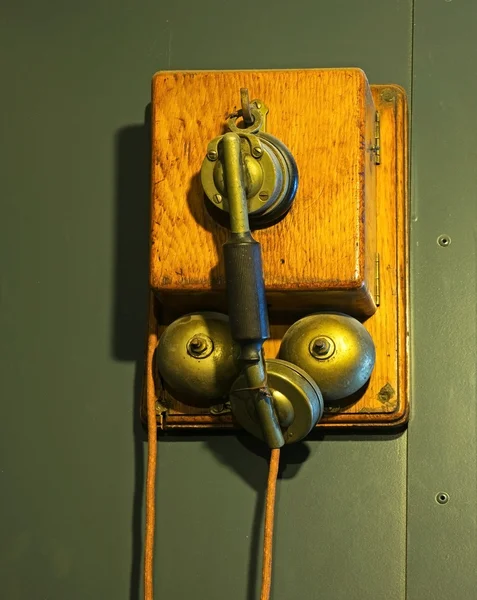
left=260, top=448, right=280, bottom=600
left=144, top=300, right=158, bottom=600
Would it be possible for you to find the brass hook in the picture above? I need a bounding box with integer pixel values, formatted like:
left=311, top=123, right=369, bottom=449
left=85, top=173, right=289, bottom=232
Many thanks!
left=240, top=87, right=253, bottom=126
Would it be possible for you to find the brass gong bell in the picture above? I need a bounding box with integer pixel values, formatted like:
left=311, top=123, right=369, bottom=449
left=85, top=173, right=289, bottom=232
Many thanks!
left=156, top=312, right=240, bottom=406
left=229, top=358, right=324, bottom=444
left=279, top=312, right=376, bottom=403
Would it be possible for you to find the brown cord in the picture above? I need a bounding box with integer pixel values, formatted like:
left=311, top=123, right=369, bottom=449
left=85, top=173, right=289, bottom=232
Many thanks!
left=144, top=392, right=157, bottom=600
left=260, top=448, right=280, bottom=600
left=144, top=298, right=158, bottom=600
left=144, top=434, right=280, bottom=600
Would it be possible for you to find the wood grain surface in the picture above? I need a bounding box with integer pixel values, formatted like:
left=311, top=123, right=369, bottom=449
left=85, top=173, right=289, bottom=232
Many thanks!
left=145, top=74, right=409, bottom=430
left=151, top=69, right=377, bottom=317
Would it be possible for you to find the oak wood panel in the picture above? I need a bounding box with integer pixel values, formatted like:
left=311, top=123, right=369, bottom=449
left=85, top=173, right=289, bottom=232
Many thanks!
left=151, top=69, right=377, bottom=317
left=145, top=78, right=408, bottom=429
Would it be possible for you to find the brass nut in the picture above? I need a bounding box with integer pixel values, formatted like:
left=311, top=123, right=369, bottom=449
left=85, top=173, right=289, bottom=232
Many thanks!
left=309, top=336, right=336, bottom=360
left=187, top=334, right=214, bottom=358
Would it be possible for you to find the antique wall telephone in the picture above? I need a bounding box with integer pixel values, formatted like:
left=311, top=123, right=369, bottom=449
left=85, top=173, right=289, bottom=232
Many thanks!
left=143, top=69, right=409, bottom=599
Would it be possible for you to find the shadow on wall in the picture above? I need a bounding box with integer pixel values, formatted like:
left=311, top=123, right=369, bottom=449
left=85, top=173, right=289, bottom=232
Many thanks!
left=112, top=106, right=151, bottom=600
left=157, top=431, right=310, bottom=600
left=208, top=434, right=310, bottom=600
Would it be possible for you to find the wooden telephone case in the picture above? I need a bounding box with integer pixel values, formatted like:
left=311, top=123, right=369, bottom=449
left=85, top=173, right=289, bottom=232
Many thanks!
left=144, top=69, right=409, bottom=431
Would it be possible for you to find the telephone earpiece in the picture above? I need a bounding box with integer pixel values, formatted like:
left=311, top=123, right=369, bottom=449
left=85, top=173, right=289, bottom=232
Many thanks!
left=155, top=312, right=240, bottom=406
left=278, top=312, right=376, bottom=403
left=229, top=358, right=323, bottom=445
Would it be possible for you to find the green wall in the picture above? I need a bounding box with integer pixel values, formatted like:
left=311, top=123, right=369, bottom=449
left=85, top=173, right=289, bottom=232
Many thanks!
left=1, top=1, right=476, bottom=598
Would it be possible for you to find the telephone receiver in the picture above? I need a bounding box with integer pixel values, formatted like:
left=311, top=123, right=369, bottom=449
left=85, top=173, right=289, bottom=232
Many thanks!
left=156, top=89, right=376, bottom=448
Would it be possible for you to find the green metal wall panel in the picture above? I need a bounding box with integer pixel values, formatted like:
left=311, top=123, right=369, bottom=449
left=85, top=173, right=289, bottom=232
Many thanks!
left=407, top=1, right=477, bottom=598
left=0, top=1, right=448, bottom=599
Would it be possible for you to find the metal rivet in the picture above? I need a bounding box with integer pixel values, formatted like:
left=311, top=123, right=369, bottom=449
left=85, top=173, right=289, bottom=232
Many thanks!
left=437, top=235, right=451, bottom=247
left=436, top=492, right=449, bottom=504
left=207, top=150, right=218, bottom=161
left=213, top=194, right=223, bottom=204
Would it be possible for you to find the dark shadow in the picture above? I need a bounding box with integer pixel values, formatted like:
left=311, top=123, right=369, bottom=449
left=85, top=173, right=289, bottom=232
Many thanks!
left=156, top=420, right=404, bottom=600
left=112, top=106, right=152, bottom=600
left=162, top=431, right=309, bottom=600
left=186, top=171, right=228, bottom=296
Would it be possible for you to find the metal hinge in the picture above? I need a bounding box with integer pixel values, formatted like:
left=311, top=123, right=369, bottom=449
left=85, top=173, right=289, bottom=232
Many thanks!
left=372, top=111, right=381, bottom=165
left=375, top=252, right=381, bottom=306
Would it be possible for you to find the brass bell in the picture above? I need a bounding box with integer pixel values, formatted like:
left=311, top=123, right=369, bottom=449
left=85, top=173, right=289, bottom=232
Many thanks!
left=278, top=312, right=375, bottom=403
left=156, top=312, right=240, bottom=406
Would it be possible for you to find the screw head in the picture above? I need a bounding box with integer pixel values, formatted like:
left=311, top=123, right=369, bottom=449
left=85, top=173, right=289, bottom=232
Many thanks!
left=259, top=191, right=269, bottom=202
left=207, top=150, right=218, bottom=161
left=252, top=146, right=263, bottom=158
left=213, top=194, right=223, bottom=204
left=381, top=88, right=395, bottom=102
left=437, top=234, right=451, bottom=247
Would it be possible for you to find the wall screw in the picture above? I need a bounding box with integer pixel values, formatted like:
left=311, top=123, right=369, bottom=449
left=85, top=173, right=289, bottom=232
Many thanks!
left=437, top=234, right=451, bottom=247
left=436, top=492, right=449, bottom=504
